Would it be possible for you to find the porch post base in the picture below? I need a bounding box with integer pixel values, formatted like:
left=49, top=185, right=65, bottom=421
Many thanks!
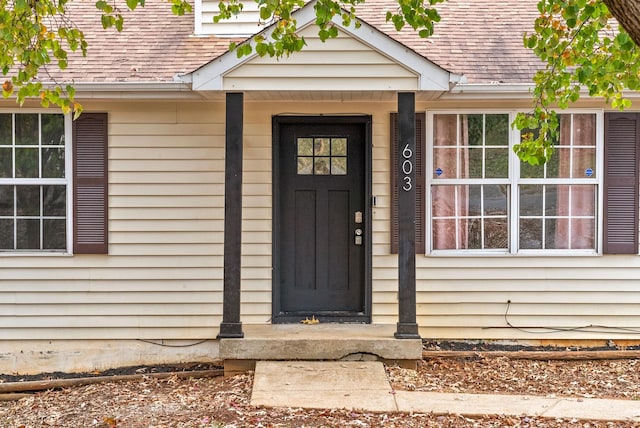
left=217, top=322, right=244, bottom=339
left=394, top=322, right=420, bottom=339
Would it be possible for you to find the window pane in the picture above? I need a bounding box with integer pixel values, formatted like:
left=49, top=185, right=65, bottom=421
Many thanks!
left=520, top=160, right=544, bottom=178
left=331, top=138, right=347, bottom=156
left=571, top=219, right=595, bottom=249
left=485, top=114, right=509, bottom=146
left=42, top=148, right=65, bottom=178
left=520, top=185, right=542, bottom=216
left=16, top=186, right=39, bottom=216
left=42, top=114, right=65, bottom=145
left=0, top=186, right=13, bottom=216
left=15, top=114, right=38, bottom=145
left=433, top=148, right=458, bottom=178
left=546, top=218, right=569, bottom=249
left=297, top=138, right=313, bottom=156
left=0, top=219, right=14, bottom=249
left=484, top=184, right=508, bottom=215
left=465, top=218, right=482, bottom=249
left=331, top=157, right=347, bottom=175
left=571, top=185, right=596, bottom=216
left=297, top=157, right=313, bottom=175
left=43, top=219, right=66, bottom=249
left=465, top=114, right=484, bottom=146
left=466, top=147, right=483, bottom=178
left=43, top=185, right=66, bottom=216
left=467, top=185, right=482, bottom=216
left=433, top=218, right=457, bottom=250
left=485, top=218, right=508, bottom=249
left=15, top=148, right=39, bottom=178
left=485, top=148, right=508, bottom=178
left=545, top=185, right=564, bottom=216
left=16, top=219, right=40, bottom=249
left=573, top=114, right=596, bottom=146
left=314, top=138, right=330, bottom=156
left=0, top=148, right=11, bottom=177
left=545, top=149, right=562, bottom=178
left=314, top=157, right=330, bottom=175
left=432, top=185, right=457, bottom=217
left=572, top=148, right=596, bottom=178
left=520, top=218, right=542, bottom=249
left=434, top=114, right=458, bottom=146
left=0, top=114, right=11, bottom=145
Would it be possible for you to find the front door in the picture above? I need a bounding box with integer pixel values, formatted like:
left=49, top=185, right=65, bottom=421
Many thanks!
left=273, top=117, right=370, bottom=322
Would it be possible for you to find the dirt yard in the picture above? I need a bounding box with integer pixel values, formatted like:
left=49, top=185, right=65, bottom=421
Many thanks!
left=1, top=356, right=639, bottom=427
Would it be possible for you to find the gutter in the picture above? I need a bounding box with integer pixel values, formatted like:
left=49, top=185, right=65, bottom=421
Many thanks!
left=445, top=82, right=640, bottom=102
left=44, top=81, right=205, bottom=100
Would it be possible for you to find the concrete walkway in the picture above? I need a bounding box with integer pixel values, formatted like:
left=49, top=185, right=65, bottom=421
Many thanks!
left=251, top=361, right=640, bottom=422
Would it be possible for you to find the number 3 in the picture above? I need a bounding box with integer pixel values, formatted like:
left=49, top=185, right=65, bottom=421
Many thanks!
left=403, top=176, right=412, bottom=191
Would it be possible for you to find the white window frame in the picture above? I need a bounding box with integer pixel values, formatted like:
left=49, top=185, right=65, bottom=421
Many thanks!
left=426, top=109, right=604, bottom=257
left=0, top=110, right=73, bottom=256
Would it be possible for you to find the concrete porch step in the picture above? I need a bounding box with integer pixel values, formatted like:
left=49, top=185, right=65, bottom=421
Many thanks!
left=219, top=324, right=422, bottom=374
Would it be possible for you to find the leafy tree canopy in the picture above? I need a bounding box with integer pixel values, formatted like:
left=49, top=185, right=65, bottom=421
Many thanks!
left=1, top=0, right=639, bottom=163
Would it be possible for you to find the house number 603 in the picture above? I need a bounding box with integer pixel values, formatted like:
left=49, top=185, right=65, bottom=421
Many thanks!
left=402, top=144, right=413, bottom=191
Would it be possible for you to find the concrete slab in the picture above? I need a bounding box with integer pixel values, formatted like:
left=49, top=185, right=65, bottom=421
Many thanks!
left=220, top=324, right=422, bottom=361
left=395, top=391, right=557, bottom=417
left=251, top=360, right=640, bottom=423
left=542, top=397, right=640, bottom=422
left=251, top=361, right=398, bottom=412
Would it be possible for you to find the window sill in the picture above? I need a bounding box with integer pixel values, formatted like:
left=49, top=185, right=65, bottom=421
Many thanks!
left=0, top=252, right=73, bottom=257
left=427, top=250, right=602, bottom=257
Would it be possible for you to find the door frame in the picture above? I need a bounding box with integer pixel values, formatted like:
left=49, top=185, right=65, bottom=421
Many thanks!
left=272, top=115, right=373, bottom=323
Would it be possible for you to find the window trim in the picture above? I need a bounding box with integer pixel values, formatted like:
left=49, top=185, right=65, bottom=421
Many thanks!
left=0, top=110, right=73, bottom=256
left=425, top=109, right=604, bottom=257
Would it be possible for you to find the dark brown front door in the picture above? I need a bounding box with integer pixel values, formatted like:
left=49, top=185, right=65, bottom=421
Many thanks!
left=273, top=117, right=370, bottom=322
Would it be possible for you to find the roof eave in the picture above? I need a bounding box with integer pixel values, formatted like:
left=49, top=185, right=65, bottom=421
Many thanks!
left=68, top=81, right=202, bottom=100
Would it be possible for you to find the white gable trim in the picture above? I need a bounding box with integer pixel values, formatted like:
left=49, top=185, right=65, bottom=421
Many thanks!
left=186, top=0, right=457, bottom=92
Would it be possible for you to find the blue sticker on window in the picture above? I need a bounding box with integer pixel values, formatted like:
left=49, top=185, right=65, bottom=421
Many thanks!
left=435, top=167, right=443, bottom=177
left=585, top=168, right=593, bottom=177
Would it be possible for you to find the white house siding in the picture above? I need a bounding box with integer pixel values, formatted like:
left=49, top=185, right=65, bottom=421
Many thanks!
left=376, top=100, right=640, bottom=340
left=0, top=101, right=226, bottom=340
left=222, top=28, right=419, bottom=92
left=197, top=0, right=262, bottom=36
left=2, top=99, right=640, bottom=343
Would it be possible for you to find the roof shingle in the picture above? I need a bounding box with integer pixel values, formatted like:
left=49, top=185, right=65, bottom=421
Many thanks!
left=42, top=0, right=544, bottom=85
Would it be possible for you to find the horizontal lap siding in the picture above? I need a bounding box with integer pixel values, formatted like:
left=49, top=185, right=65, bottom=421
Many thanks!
left=3, top=99, right=639, bottom=341
left=0, top=102, right=226, bottom=339
left=372, top=102, right=640, bottom=339
left=223, top=30, right=418, bottom=91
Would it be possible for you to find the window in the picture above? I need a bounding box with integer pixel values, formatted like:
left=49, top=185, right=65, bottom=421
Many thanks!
left=297, top=137, right=347, bottom=175
left=428, top=111, right=602, bottom=255
left=0, top=111, right=108, bottom=255
left=0, top=113, right=69, bottom=252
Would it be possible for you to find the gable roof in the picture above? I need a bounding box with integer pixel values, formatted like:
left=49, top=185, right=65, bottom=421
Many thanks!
left=186, top=0, right=459, bottom=93
left=30, top=0, right=545, bottom=91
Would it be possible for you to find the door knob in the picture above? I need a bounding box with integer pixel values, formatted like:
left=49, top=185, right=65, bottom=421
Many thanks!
left=354, top=228, right=363, bottom=245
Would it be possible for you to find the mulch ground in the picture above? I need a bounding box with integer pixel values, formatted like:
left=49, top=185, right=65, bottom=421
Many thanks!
left=1, top=342, right=639, bottom=427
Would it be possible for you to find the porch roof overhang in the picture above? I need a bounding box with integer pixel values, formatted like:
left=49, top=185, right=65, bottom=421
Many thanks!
left=182, top=0, right=460, bottom=95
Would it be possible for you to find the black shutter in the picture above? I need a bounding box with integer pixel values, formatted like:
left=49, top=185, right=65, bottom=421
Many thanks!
left=73, top=113, right=108, bottom=254
left=390, top=112, right=425, bottom=254
left=604, top=112, right=639, bottom=254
